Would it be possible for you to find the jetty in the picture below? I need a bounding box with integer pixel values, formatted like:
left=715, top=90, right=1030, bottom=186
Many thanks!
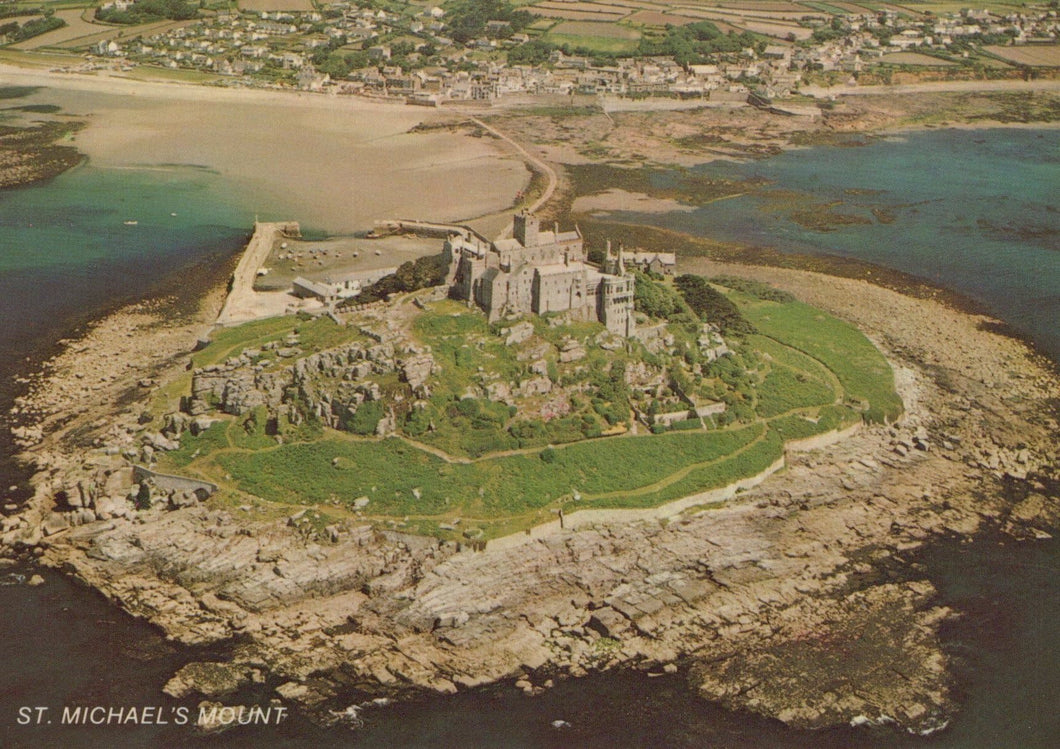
left=215, top=221, right=300, bottom=327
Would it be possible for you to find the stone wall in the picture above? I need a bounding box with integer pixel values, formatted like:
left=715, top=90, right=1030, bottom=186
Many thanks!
left=133, top=466, right=217, bottom=499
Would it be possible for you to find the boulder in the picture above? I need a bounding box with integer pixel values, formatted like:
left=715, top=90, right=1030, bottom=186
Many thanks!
left=190, top=416, right=219, bottom=436
left=519, top=377, right=552, bottom=397
left=163, top=662, right=253, bottom=700
left=401, top=353, right=435, bottom=389
left=559, top=339, right=586, bottom=363
left=505, top=321, right=535, bottom=346
left=41, top=512, right=70, bottom=537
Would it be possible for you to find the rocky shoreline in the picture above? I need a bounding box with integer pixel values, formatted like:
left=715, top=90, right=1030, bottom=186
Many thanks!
left=0, top=118, right=85, bottom=190
left=2, top=235, right=1058, bottom=736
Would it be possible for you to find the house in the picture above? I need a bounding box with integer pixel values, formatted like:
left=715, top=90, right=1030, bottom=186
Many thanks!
left=367, top=45, right=391, bottom=61
left=623, top=250, right=676, bottom=276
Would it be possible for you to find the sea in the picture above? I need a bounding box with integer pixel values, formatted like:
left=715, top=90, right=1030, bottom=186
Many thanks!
left=0, top=91, right=1057, bottom=747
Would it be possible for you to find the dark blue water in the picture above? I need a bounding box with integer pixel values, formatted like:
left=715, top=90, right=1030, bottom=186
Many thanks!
left=0, top=117, right=1058, bottom=746
left=614, top=128, right=1060, bottom=360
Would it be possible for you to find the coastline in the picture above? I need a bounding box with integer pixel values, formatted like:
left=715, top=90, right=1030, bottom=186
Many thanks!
left=1, top=72, right=1058, bottom=738
left=4, top=209, right=1058, bottom=735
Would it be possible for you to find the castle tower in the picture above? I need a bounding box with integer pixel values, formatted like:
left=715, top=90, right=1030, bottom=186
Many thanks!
left=513, top=211, right=540, bottom=248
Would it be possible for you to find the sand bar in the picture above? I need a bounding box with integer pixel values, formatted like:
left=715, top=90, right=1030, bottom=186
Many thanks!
left=1, top=65, right=530, bottom=235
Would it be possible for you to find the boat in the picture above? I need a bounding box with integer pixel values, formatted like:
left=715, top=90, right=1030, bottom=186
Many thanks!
left=123, top=220, right=138, bottom=226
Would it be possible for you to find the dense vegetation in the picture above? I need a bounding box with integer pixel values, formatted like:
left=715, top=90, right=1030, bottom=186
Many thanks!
left=632, top=270, right=696, bottom=323
left=95, top=0, right=198, bottom=25
left=445, top=0, right=533, bottom=44
left=638, top=21, right=763, bottom=65
left=508, top=38, right=555, bottom=66
left=675, top=274, right=756, bottom=336
left=313, top=49, right=370, bottom=80
left=710, top=275, right=796, bottom=304
left=1, top=14, right=64, bottom=42
left=342, top=253, right=448, bottom=305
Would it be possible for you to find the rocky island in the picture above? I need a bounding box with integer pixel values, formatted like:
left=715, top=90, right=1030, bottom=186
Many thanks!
left=4, top=195, right=1058, bottom=736
left=0, top=69, right=1057, bottom=741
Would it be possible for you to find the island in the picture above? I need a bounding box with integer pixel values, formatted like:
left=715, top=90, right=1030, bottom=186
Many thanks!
left=0, top=15, right=1057, bottom=739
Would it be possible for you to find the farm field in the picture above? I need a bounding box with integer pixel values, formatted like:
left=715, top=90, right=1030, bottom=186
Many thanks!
left=626, top=10, right=700, bottom=26
left=238, top=0, right=315, bottom=10
left=10, top=11, right=199, bottom=52
left=522, top=0, right=897, bottom=40
left=8, top=9, right=100, bottom=50
left=545, top=20, right=642, bottom=53
left=719, top=1, right=808, bottom=11
left=879, top=51, right=958, bottom=65
left=985, top=44, right=1060, bottom=67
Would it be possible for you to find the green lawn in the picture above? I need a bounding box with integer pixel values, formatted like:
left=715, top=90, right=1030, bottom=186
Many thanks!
left=737, top=298, right=903, bottom=423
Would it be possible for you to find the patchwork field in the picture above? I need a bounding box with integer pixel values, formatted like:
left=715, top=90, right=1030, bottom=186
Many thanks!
left=10, top=11, right=199, bottom=52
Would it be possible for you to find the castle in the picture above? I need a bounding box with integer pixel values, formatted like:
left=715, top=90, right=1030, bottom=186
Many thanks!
left=443, top=212, right=636, bottom=337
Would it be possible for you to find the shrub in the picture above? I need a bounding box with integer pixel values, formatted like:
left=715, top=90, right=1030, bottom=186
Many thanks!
left=709, top=275, right=796, bottom=304
left=135, top=483, right=152, bottom=511
left=348, top=401, right=384, bottom=435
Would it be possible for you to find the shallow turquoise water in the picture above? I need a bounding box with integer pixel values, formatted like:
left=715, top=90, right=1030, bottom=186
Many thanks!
left=615, top=128, right=1060, bottom=359
left=0, top=165, right=256, bottom=355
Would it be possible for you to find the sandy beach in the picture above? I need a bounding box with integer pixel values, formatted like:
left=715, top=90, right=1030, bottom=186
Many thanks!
left=2, top=65, right=529, bottom=235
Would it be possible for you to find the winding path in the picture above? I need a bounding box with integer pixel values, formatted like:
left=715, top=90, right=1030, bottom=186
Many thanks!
left=468, top=116, right=558, bottom=239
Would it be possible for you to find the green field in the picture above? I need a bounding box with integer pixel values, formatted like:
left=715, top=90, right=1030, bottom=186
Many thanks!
left=736, top=297, right=903, bottom=423
left=211, top=425, right=763, bottom=516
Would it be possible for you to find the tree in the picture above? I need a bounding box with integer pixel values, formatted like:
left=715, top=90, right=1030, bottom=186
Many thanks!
left=135, top=482, right=152, bottom=511
left=674, top=274, right=755, bottom=337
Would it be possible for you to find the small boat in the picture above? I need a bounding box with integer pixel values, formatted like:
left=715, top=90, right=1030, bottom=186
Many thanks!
left=123, top=220, right=138, bottom=226
left=170, top=212, right=177, bottom=217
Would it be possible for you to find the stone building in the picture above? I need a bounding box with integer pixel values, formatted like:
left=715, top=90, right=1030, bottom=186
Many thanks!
left=444, top=212, right=635, bottom=337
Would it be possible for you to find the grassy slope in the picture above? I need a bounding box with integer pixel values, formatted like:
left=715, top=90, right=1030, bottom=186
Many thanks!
left=737, top=296, right=903, bottom=423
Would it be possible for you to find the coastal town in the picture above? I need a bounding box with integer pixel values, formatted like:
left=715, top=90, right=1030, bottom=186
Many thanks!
left=3, top=0, right=1059, bottom=106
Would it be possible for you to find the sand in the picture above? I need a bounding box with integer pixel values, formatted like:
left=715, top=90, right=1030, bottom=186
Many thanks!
left=1, top=65, right=530, bottom=235
left=571, top=188, right=698, bottom=215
